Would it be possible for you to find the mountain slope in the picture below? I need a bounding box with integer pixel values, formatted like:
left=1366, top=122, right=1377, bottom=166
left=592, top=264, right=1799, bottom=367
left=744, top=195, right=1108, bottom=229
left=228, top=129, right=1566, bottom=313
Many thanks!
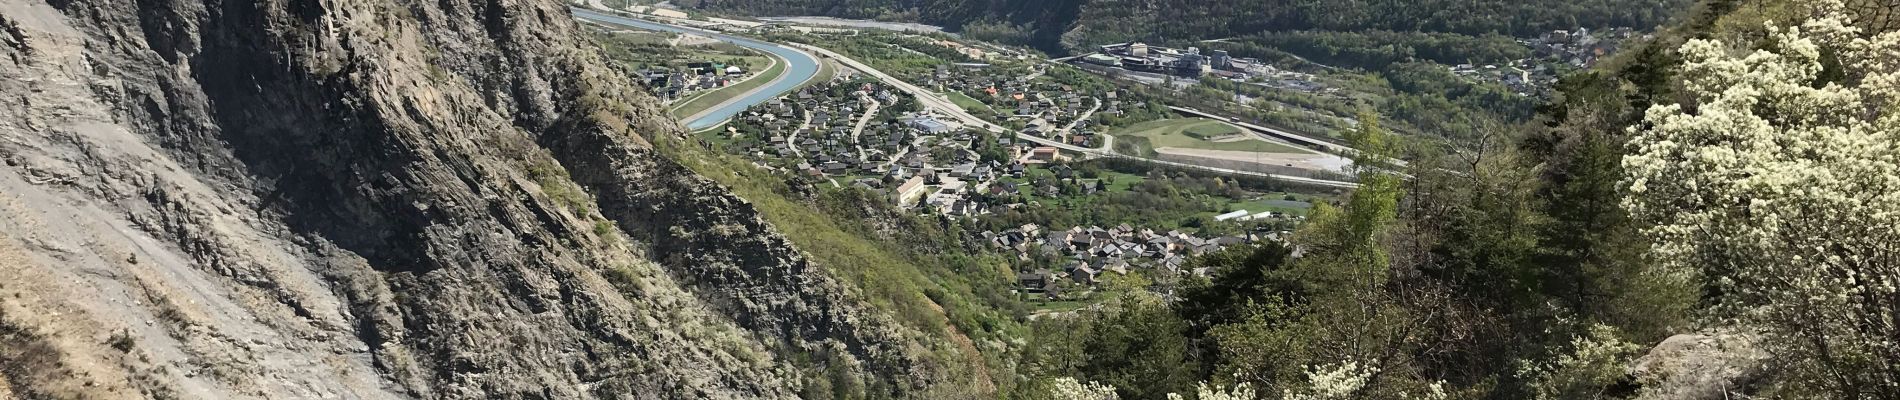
left=0, top=0, right=963, bottom=398
left=674, top=0, right=1686, bottom=52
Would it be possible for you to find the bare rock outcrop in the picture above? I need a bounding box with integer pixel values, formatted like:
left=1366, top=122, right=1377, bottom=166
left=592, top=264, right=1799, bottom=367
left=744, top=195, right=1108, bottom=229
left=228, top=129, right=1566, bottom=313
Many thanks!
left=0, top=0, right=952, bottom=398
left=1628, top=332, right=1771, bottom=400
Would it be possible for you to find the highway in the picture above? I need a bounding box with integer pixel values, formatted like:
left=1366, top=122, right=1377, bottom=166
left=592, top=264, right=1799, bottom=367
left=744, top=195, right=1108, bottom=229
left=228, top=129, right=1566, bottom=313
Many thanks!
left=572, top=8, right=821, bottom=131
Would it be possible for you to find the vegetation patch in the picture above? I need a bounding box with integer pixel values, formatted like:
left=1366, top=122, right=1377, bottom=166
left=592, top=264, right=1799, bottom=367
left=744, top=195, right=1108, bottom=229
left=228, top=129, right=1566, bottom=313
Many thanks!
left=650, top=133, right=1026, bottom=394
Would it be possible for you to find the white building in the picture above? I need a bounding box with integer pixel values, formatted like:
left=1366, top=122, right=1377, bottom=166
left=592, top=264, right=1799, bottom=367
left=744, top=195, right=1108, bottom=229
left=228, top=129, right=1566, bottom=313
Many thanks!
left=1214, top=210, right=1250, bottom=222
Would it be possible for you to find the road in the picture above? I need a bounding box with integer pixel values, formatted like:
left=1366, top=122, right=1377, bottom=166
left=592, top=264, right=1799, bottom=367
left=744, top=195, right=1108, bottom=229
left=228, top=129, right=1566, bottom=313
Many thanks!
left=1168, top=106, right=1406, bottom=168
left=850, top=97, right=881, bottom=161
left=1167, top=106, right=1342, bottom=152
left=1057, top=97, right=1102, bottom=149
left=572, top=8, right=822, bottom=131
left=787, top=112, right=812, bottom=157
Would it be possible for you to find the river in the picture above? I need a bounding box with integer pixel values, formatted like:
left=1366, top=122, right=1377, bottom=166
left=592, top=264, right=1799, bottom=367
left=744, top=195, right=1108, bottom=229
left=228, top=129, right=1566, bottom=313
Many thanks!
left=572, top=8, right=821, bottom=130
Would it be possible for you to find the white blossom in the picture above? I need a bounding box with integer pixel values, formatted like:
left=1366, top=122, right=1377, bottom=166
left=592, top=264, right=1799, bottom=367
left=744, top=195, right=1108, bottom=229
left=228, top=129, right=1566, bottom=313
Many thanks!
left=1167, top=382, right=1258, bottom=400
left=1622, top=0, right=1900, bottom=394
left=1282, top=360, right=1376, bottom=400
left=1049, top=377, right=1120, bottom=400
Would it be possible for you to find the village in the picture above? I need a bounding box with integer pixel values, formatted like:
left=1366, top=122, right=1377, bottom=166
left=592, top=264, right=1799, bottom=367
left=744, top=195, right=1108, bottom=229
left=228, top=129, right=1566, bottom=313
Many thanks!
left=997, top=221, right=1291, bottom=296
left=923, top=63, right=1118, bottom=148
left=704, top=71, right=1318, bottom=298
left=1451, top=27, right=1644, bottom=95
left=597, top=16, right=1334, bottom=302
left=716, top=76, right=1101, bottom=218
left=639, top=60, right=754, bottom=101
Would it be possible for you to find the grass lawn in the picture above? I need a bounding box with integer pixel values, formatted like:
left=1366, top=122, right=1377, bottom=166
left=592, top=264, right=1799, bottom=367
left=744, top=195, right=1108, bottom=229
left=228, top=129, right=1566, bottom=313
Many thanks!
left=602, top=30, right=673, bottom=46
left=691, top=120, right=737, bottom=139
left=669, top=54, right=785, bottom=119
left=1222, top=194, right=1316, bottom=217
left=945, top=91, right=996, bottom=115
left=1109, top=118, right=1306, bottom=156
left=1098, top=170, right=1144, bottom=192
left=797, top=58, right=837, bottom=91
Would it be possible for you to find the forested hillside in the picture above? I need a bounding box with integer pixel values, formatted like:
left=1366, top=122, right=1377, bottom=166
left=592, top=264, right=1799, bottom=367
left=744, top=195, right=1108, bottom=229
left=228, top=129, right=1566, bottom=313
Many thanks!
left=1007, top=0, right=1900, bottom=397
left=673, top=0, right=1686, bottom=52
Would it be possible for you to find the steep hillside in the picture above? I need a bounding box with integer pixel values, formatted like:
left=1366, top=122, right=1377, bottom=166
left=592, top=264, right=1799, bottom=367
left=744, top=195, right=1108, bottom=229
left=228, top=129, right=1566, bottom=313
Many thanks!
left=673, top=0, right=1686, bottom=52
left=0, top=0, right=973, bottom=398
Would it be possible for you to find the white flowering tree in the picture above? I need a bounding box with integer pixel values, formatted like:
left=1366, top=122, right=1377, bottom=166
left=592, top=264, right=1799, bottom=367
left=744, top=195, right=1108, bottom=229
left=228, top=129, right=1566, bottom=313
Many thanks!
left=1048, top=378, right=1120, bottom=400
left=1167, top=382, right=1258, bottom=400
left=1621, top=0, right=1900, bottom=395
left=1281, top=361, right=1376, bottom=400
left=1516, top=324, right=1645, bottom=399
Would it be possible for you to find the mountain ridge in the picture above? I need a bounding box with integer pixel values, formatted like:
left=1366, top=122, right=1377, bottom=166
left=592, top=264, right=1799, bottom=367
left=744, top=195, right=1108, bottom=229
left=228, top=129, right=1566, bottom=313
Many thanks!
left=0, top=0, right=975, bottom=397
left=674, top=0, right=1687, bottom=52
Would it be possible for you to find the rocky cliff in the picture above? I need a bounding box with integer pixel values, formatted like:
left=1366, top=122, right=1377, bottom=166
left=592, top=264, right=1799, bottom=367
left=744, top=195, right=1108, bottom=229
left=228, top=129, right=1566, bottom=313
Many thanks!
left=0, top=0, right=958, bottom=398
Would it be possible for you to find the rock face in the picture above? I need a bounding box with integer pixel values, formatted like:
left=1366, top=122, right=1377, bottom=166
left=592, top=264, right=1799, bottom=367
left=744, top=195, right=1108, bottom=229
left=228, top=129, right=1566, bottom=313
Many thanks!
left=0, top=0, right=946, bottom=398
left=1628, top=332, right=1771, bottom=400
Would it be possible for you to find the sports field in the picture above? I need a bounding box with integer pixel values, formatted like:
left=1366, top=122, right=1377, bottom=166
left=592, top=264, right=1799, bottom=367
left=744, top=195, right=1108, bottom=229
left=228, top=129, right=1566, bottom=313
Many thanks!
left=1109, top=118, right=1305, bottom=156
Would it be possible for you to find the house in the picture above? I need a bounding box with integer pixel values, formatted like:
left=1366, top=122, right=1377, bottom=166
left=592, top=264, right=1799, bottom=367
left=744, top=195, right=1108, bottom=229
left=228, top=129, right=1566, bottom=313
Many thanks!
left=1028, top=147, right=1059, bottom=162
left=988, top=181, right=1020, bottom=195
left=893, top=176, right=929, bottom=205
left=1162, top=255, right=1187, bottom=270
left=1019, top=270, right=1054, bottom=293
left=950, top=163, right=977, bottom=178
left=1052, top=165, right=1074, bottom=179
left=905, top=117, right=953, bottom=135
left=1068, top=234, right=1094, bottom=248
left=971, top=165, right=992, bottom=180
left=1070, top=266, right=1099, bottom=285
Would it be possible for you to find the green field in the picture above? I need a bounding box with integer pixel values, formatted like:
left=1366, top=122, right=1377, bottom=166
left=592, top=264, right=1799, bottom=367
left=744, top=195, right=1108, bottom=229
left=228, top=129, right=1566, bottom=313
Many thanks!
left=1109, top=118, right=1305, bottom=156
left=796, top=58, right=837, bottom=91
left=602, top=30, right=673, bottom=46
left=669, top=54, right=784, bottom=119
left=944, top=91, right=996, bottom=115
left=1220, top=192, right=1323, bottom=218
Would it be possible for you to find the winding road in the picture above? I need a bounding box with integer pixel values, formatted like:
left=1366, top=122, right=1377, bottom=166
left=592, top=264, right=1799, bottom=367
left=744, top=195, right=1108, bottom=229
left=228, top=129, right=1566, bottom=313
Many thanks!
left=572, top=8, right=822, bottom=131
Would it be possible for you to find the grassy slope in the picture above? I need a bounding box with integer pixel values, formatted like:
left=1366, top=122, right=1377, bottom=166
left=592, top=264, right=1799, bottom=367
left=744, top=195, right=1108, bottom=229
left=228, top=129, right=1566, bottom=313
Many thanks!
left=798, top=58, right=837, bottom=90
left=945, top=91, right=996, bottom=115
left=652, top=135, right=1021, bottom=396
left=1222, top=197, right=1315, bottom=217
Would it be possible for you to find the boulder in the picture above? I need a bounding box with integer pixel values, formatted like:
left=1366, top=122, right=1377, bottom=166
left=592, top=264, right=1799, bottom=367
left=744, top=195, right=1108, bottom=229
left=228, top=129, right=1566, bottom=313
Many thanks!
left=1629, top=332, right=1771, bottom=399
